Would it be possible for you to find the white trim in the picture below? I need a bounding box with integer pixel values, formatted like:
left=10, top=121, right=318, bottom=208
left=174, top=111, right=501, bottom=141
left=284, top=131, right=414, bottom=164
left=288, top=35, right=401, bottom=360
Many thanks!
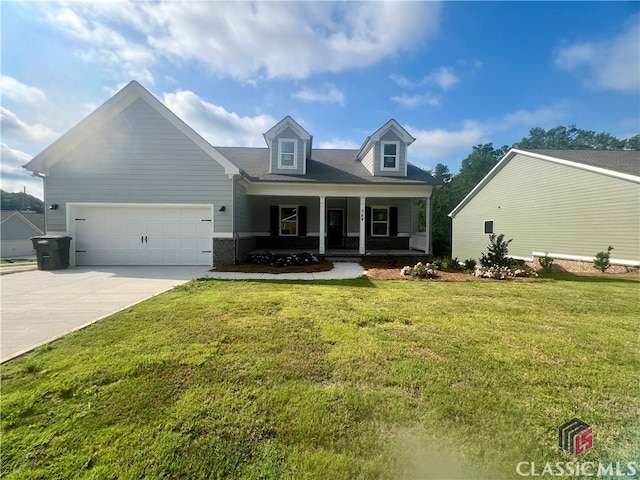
left=356, top=119, right=415, bottom=160
left=449, top=148, right=640, bottom=218
left=483, top=219, right=494, bottom=235
left=380, top=141, right=400, bottom=171
left=531, top=251, right=640, bottom=267
left=279, top=205, right=299, bottom=236
left=278, top=138, right=298, bottom=170
left=371, top=205, right=390, bottom=237
left=241, top=180, right=434, bottom=198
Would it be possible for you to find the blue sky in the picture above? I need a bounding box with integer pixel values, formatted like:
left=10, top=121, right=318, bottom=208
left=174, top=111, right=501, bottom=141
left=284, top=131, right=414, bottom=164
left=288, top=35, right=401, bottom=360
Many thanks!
left=2, top=1, right=639, bottom=200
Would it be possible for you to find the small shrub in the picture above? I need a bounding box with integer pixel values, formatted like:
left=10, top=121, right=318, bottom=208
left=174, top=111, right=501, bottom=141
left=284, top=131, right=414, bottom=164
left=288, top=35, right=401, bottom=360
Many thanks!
left=463, top=258, right=477, bottom=271
left=593, top=245, right=614, bottom=272
left=539, top=253, right=554, bottom=273
left=480, top=234, right=513, bottom=268
left=249, top=251, right=318, bottom=268
left=473, top=263, right=538, bottom=280
left=401, top=261, right=439, bottom=279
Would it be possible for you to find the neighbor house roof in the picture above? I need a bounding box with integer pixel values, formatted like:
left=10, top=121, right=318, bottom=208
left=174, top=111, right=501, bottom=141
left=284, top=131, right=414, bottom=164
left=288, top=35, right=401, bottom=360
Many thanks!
left=449, top=148, right=640, bottom=218
left=523, top=149, right=640, bottom=177
left=216, top=146, right=441, bottom=185
left=1, top=211, right=45, bottom=233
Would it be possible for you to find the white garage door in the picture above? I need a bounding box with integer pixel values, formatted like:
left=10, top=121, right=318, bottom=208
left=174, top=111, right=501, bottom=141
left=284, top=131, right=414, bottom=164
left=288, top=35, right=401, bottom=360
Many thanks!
left=73, top=205, right=213, bottom=266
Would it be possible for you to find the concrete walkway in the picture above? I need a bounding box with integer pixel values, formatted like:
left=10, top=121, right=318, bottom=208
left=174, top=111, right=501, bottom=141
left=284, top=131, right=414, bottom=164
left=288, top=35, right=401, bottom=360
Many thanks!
left=1, top=262, right=365, bottom=363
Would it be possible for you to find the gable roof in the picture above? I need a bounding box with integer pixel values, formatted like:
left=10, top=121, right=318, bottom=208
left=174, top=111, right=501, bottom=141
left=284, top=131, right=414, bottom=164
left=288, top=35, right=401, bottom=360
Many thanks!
left=215, top=146, right=441, bottom=185
left=356, top=119, right=416, bottom=160
left=449, top=148, right=640, bottom=218
left=23, top=81, right=239, bottom=176
left=263, top=116, right=312, bottom=142
left=1, top=211, right=45, bottom=234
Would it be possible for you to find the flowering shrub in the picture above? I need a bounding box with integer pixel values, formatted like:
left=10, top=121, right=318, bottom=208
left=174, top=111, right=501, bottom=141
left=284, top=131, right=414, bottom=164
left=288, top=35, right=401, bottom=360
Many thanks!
left=250, top=251, right=319, bottom=267
left=400, top=261, right=439, bottom=279
left=473, top=264, right=538, bottom=280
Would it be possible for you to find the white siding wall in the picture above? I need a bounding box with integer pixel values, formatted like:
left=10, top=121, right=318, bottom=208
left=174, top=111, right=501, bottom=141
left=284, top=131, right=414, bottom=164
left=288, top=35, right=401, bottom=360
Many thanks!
left=452, top=153, right=640, bottom=263
left=45, top=98, right=233, bottom=233
left=361, top=146, right=374, bottom=176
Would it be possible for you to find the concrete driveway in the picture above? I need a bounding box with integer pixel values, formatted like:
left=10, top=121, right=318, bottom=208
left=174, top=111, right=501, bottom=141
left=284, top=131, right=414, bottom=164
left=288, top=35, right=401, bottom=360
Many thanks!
left=1, top=266, right=211, bottom=363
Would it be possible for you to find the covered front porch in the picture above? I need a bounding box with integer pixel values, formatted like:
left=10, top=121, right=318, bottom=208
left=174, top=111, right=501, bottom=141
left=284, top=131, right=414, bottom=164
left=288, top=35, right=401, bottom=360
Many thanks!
left=234, top=181, right=435, bottom=264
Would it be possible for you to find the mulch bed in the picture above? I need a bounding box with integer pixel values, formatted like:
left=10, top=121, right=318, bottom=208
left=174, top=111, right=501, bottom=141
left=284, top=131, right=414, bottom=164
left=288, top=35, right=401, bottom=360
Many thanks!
left=210, top=259, right=638, bottom=281
left=212, top=259, right=334, bottom=274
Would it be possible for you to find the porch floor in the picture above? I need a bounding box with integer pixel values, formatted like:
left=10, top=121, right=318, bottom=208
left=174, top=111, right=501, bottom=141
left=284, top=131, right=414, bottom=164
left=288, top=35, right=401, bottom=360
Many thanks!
left=249, top=249, right=428, bottom=258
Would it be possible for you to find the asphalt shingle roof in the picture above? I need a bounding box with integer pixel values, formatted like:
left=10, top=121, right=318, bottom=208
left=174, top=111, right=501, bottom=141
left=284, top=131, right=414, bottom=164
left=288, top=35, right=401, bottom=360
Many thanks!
left=523, top=149, right=640, bottom=177
left=215, top=147, right=442, bottom=185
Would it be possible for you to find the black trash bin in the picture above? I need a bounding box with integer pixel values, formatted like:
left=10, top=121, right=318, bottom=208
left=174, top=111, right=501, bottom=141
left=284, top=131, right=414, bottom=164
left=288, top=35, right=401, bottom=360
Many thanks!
left=31, top=236, right=72, bottom=270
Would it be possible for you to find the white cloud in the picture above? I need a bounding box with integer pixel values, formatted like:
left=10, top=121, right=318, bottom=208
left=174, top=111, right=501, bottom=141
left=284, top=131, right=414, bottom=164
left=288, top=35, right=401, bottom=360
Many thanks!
left=162, top=90, right=276, bottom=147
left=0, top=107, right=57, bottom=144
left=317, top=139, right=360, bottom=150
left=555, top=18, right=640, bottom=93
left=0, top=76, right=47, bottom=104
left=407, top=121, right=488, bottom=162
left=500, top=104, right=568, bottom=129
left=293, top=85, right=345, bottom=105
left=0, top=143, right=43, bottom=199
left=43, top=4, right=156, bottom=84
left=390, top=66, right=460, bottom=91
left=392, top=93, right=441, bottom=108
left=41, top=2, right=440, bottom=81
left=425, top=67, right=459, bottom=91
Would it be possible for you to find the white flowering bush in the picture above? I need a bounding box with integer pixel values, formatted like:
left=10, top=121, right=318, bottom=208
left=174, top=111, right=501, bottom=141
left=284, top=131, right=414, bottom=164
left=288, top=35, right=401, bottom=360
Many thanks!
left=400, top=261, right=439, bottom=279
left=473, top=264, right=538, bottom=280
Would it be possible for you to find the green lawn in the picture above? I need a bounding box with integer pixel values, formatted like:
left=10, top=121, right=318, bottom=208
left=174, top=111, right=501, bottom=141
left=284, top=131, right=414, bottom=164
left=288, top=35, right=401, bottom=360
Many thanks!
left=2, top=276, right=639, bottom=479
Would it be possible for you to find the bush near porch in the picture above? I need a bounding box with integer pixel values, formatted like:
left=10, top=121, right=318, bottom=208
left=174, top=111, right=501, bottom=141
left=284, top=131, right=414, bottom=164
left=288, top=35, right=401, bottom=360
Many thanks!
left=2, top=277, right=638, bottom=479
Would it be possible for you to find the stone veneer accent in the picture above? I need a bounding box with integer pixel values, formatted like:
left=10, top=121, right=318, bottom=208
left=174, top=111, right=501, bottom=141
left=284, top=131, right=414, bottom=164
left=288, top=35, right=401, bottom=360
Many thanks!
left=212, top=238, right=237, bottom=267
left=530, top=255, right=639, bottom=274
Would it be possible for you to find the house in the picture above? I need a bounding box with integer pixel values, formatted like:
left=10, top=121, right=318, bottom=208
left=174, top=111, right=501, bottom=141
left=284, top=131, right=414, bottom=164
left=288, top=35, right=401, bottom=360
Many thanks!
left=1, top=211, right=45, bottom=258
left=449, top=148, right=640, bottom=271
left=23, top=81, right=441, bottom=267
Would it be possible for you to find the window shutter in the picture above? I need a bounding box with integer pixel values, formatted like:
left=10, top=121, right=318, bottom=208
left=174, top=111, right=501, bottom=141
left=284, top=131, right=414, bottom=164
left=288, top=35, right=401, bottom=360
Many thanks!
left=270, top=206, right=279, bottom=236
left=298, top=206, right=307, bottom=237
left=365, top=207, right=371, bottom=237
left=390, top=207, right=398, bottom=237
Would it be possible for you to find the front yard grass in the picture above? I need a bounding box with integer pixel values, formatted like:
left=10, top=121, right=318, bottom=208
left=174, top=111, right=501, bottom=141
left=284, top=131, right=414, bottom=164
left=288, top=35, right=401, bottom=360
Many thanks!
left=2, top=276, right=638, bottom=479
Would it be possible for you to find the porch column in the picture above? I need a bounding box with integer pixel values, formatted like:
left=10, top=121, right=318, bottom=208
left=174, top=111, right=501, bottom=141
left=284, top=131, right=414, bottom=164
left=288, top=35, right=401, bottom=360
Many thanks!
left=359, top=196, right=366, bottom=254
left=425, top=195, right=432, bottom=254
left=319, top=196, right=326, bottom=254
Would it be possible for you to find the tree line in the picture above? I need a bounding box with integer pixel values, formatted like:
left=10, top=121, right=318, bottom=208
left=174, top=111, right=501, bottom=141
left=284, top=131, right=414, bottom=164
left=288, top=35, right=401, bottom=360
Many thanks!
left=1, top=190, right=45, bottom=213
left=428, top=125, right=640, bottom=257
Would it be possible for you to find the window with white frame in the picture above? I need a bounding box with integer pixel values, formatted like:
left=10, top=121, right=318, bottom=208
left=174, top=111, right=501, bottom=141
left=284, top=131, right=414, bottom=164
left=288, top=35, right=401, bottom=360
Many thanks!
left=484, top=220, right=494, bottom=235
left=371, top=207, right=389, bottom=236
left=381, top=141, right=399, bottom=170
left=278, top=139, right=297, bottom=169
left=280, top=206, right=298, bottom=235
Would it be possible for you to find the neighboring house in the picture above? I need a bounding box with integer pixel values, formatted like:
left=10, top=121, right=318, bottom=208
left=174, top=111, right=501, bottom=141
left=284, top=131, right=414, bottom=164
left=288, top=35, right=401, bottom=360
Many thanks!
left=1, top=211, right=45, bottom=258
left=449, top=148, right=640, bottom=270
left=23, top=81, right=441, bottom=267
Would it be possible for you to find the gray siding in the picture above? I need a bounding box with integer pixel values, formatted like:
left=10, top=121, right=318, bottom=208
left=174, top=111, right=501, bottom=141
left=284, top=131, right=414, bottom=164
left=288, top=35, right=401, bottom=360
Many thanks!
left=1, top=216, right=41, bottom=240
left=45, top=98, right=233, bottom=233
left=452, top=153, right=640, bottom=263
left=234, top=180, right=251, bottom=233
left=372, top=129, right=407, bottom=177
left=246, top=196, right=413, bottom=236
left=270, top=127, right=306, bottom=175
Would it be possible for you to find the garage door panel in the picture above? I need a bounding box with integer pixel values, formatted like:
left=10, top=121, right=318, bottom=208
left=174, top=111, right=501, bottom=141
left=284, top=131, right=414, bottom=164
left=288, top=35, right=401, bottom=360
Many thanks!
left=74, top=205, right=213, bottom=266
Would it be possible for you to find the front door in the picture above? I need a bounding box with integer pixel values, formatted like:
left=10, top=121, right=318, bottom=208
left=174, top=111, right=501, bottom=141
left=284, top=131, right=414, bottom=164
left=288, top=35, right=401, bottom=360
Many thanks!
left=327, top=209, right=344, bottom=248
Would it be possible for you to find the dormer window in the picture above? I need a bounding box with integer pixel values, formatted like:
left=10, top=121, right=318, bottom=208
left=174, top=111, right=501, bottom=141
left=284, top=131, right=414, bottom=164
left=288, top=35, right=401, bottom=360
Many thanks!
left=278, top=139, right=297, bottom=169
left=381, top=141, right=399, bottom=171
